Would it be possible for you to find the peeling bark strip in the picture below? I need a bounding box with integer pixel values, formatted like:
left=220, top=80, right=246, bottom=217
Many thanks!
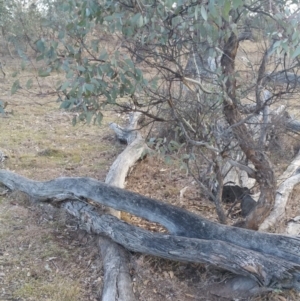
left=64, top=200, right=300, bottom=289
left=221, top=32, right=275, bottom=230
left=0, top=170, right=300, bottom=268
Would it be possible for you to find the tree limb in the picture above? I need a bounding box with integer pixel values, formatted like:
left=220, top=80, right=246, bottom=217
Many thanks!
left=0, top=170, right=300, bottom=267
left=64, top=200, right=300, bottom=289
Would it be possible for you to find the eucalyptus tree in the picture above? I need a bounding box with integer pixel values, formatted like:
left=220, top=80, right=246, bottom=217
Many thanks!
left=24, top=0, right=300, bottom=229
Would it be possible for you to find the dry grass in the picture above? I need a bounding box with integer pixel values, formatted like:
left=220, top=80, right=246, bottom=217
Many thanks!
left=0, top=57, right=121, bottom=300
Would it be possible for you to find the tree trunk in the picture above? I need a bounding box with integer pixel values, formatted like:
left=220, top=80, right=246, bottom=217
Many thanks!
left=221, top=32, right=276, bottom=230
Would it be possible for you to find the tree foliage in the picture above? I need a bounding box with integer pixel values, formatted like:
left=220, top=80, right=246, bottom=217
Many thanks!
left=0, top=0, right=45, bottom=56
left=11, top=0, right=300, bottom=228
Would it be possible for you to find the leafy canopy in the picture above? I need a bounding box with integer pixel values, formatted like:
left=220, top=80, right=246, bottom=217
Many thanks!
left=11, top=0, right=300, bottom=126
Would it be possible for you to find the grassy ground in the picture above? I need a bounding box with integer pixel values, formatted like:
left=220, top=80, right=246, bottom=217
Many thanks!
left=0, top=57, right=123, bottom=301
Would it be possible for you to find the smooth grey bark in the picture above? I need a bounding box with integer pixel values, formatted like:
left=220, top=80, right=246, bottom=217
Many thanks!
left=265, top=72, right=300, bottom=87
left=106, top=112, right=147, bottom=218
left=260, top=150, right=300, bottom=232
left=98, top=112, right=145, bottom=301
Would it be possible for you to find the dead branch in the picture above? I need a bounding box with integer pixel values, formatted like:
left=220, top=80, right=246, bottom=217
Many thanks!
left=260, top=150, right=300, bottom=232
left=98, top=112, right=145, bottom=301
left=63, top=200, right=300, bottom=289
left=1, top=169, right=300, bottom=290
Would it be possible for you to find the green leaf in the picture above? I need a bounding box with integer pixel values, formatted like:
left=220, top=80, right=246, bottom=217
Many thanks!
left=292, top=46, right=300, bottom=59
left=36, top=54, right=45, bottom=61
left=232, top=0, right=243, bottom=9
left=94, top=112, right=103, bottom=125
left=135, top=68, right=143, bottom=82
left=60, top=81, right=70, bottom=91
left=137, top=15, right=143, bottom=27
left=200, top=5, right=207, bottom=21
left=78, top=113, right=86, bottom=121
left=208, top=0, right=217, bottom=17
left=38, top=68, right=50, bottom=77
left=131, top=13, right=142, bottom=25
left=91, top=39, right=99, bottom=52
left=52, top=41, right=58, bottom=49
left=12, top=71, right=18, bottom=78
left=165, top=155, right=172, bottom=164
left=86, top=111, right=93, bottom=124
left=58, top=31, right=65, bottom=40
left=84, top=83, right=94, bottom=92
left=125, top=58, right=134, bottom=69
left=11, top=80, right=20, bottom=95
left=26, top=79, right=33, bottom=89
left=99, top=50, right=108, bottom=61
left=66, top=70, right=74, bottom=78
left=36, top=40, right=45, bottom=53
left=60, top=100, right=71, bottom=109
left=77, top=65, right=85, bottom=72
left=223, top=0, right=231, bottom=19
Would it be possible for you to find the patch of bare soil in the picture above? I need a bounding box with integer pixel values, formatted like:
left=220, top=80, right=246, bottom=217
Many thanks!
left=0, top=55, right=299, bottom=301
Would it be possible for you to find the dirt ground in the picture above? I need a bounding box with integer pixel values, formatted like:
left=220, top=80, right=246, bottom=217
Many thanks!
left=0, top=56, right=299, bottom=301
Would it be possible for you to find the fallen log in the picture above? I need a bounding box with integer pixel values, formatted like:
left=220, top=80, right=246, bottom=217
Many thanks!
left=0, top=169, right=300, bottom=290
left=64, top=200, right=300, bottom=289
left=260, top=150, right=300, bottom=232
left=99, top=112, right=146, bottom=301
left=265, top=71, right=300, bottom=87
left=98, top=236, right=135, bottom=301
left=106, top=112, right=147, bottom=218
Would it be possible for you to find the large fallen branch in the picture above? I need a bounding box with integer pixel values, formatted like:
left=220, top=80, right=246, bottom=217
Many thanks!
left=99, top=112, right=146, bottom=301
left=260, top=150, right=300, bottom=232
left=98, top=236, right=136, bottom=301
left=64, top=200, right=300, bottom=288
left=106, top=112, right=146, bottom=190
left=1, top=170, right=300, bottom=290
left=106, top=112, right=146, bottom=218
